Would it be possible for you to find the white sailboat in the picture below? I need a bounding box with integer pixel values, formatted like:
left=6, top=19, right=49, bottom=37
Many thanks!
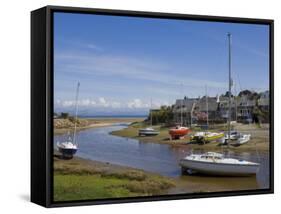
left=179, top=152, right=259, bottom=176
left=139, top=99, right=159, bottom=136
left=224, top=125, right=251, bottom=145
left=230, top=133, right=251, bottom=146
left=180, top=33, right=260, bottom=176
left=223, top=51, right=251, bottom=146
left=57, top=82, right=80, bottom=158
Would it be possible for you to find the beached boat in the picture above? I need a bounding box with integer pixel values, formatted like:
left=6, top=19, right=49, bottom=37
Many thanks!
left=225, top=130, right=240, bottom=140
left=138, top=99, right=159, bottom=136
left=57, top=140, right=78, bottom=157
left=222, top=33, right=250, bottom=147
left=225, top=131, right=251, bottom=146
left=230, top=134, right=251, bottom=146
left=139, top=127, right=160, bottom=136
left=179, top=152, right=260, bottom=176
left=57, top=82, right=80, bottom=158
left=169, top=84, right=190, bottom=140
left=191, top=86, right=224, bottom=143
left=169, top=126, right=190, bottom=139
left=190, top=131, right=224, bottom=143
left=180, top=34, right=260, bottom=176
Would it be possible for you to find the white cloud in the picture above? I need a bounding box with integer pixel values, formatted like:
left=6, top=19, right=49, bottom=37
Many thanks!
left=127, top=99, right=149, bottom=109
left=80, top=99, right=91, bottom=106
left=98, top=97, right=109, bottom=107
left=98, top=97, right=106, bottom=104
left=55, top=97, right=166, bottom=110
left=128, top=99, right=141, bottom=108
left=56, top=97, right=123, bottom=109
left=56, top=99, right=61, bottom=105
left=111, top=101, right=121, bottom=108
left=62, top=100, right=75, bottom=107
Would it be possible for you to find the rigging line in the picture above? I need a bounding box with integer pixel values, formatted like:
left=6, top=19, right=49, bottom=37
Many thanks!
left=180, top=82, right=184, bottom=126
left=235, top=71, right=243, bottom=92
left=73, top=82, right=80, bottom=146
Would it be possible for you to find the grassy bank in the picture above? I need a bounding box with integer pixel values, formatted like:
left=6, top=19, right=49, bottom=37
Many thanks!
left=53, top=155, right=261, bottom=201
left=53, top=155, right=175, bottom=202
left=111, top=122, right=270, bottom=152
left=54, top=117, right=144, bottom=135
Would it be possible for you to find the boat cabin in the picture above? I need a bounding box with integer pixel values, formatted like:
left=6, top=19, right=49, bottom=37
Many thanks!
left=201, top=152, right=224, bottom=159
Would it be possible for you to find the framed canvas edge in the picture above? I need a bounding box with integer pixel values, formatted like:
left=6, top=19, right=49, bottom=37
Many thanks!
left=31, top=7, right=48, bottom=207
left=31, top=5, right=274, bottom=208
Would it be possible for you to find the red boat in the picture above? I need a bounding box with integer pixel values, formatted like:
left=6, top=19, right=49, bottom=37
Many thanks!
left=169, top=126, right=190, bottom=140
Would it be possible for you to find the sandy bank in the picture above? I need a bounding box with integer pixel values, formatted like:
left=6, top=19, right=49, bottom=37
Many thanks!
left=54, top=117, right=144, bottom=135
left=111, top=123, right=270, bottom=152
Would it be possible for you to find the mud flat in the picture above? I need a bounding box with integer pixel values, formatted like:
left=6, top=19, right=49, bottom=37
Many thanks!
left=111, top=122, right=270, bottom=152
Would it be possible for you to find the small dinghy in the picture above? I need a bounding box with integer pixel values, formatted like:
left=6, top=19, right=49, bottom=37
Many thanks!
left=139, top=127, right=160, bottom=136
left=230, top=134, right=251, bottom=146
left=190, top=131, right=224, bottom=144
left=225, top=130, right=240, bottom=140
left=225, top=131, right=251, bottom=146
left=138, top=99, right=159, bottom=137
left=169, top=126, right=190, bottom=140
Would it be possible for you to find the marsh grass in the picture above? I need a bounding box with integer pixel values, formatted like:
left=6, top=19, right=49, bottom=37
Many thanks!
left=53, top=156, right=175, bottom=201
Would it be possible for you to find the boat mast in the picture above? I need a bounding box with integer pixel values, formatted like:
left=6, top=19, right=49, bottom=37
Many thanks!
left=190, top=107, right=193, bottom=127
left=205, top=85, right=209, bottom=129
left=235, top=88, right=238, bottom=122
left=150, top=98, right=153, bottom=127
left=227, top=33, right=232, bottom=146
left=180, top=83, right=183, bottom=126
left=73, top=82, right=80, bottom=146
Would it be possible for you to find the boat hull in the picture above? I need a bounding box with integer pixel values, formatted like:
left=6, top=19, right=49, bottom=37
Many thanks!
left=231, top=134, right=251, bottom=146
left=179, top=159, right=259, bottom=176
left=138, top=130, right=159, bottom=136
left=169, top=128, right=190, bottom=139
left=191, top=132, right=224, bottom=143
left=58, top=147, right=77, bottom=158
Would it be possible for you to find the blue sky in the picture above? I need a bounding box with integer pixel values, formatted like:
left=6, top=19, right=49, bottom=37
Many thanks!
left=54, top=12, right=269, bottom=116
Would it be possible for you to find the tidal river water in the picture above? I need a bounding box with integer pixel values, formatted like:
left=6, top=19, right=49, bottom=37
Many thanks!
left=54, top=124, right=270, bottom=190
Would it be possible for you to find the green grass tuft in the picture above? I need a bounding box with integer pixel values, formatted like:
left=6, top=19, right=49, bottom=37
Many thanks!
left=53, top=156, right=175, bottom=202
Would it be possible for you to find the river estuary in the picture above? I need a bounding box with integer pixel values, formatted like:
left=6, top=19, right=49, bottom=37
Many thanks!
left=54, top=124, right=270, bottom=192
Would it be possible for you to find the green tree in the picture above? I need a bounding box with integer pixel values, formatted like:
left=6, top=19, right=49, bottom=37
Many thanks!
left=148, top=105, right=173, bottom=125
left=60, top=112, right=69, bottom=119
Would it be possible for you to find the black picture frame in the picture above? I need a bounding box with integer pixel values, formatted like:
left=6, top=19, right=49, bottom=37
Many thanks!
left=31, top=5, right=274, bottom=208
